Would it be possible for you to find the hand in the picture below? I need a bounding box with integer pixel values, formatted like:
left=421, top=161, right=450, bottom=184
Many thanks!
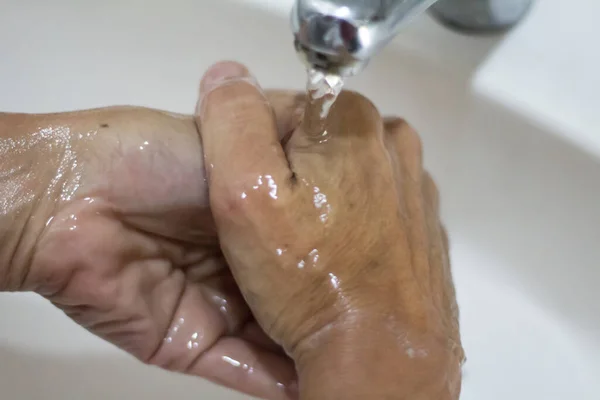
left=0, top=88, right=304, bottom=399
left=197, top=62, right=465, bottom=399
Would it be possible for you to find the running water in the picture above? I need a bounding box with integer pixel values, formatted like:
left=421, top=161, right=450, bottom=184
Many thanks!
left=304, top=68, right=345, bottom=137
left=306, top=68, right=344, bottom=119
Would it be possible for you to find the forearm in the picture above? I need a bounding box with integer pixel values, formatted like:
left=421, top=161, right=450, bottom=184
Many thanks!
left=296, top=322, right=462, bottom=400
left=0, top=113, right=59, bottom=291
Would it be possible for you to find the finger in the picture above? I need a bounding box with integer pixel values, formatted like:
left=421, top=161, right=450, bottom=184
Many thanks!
left=147, top=280, right=235, bottom=372
left=439, top=224, right=462, bottom=352
left=417, top=166, right=463, bottom=356
left=422, top=171, right=441, bottom=216
left=421, top=170, right=458, bottom=334
left=195, top=61, right=292, bottom=189
left=189, top=337, right=297, bottom=400
left=200, top=273, right=251, bottom=334
left=145, top=278, right=298, bottom=400
left=440, top=224, right=450, bottom=254
left=420, top=171, right=445, bottom=313
left=385, top=118, right=432, bottom=295
left=384, top=117, right=423, bottom=181
left=183, top=255, right=227, bottom=282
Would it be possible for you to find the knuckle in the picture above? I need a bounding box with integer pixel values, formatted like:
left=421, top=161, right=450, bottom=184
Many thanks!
left=383, top=117, right=408, bottom=132
left=385, top=117, right=424, bottom=179
left=330, top=91, right=381, bottom=132
left=386, top=117, right=423, bottom=155
left=337, top=90, right=378, bottom=114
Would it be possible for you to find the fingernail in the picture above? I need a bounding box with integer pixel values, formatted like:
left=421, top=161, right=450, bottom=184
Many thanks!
left=201, top=61, right=250, bottom=93
left=198, top=61, right=257, bottom=115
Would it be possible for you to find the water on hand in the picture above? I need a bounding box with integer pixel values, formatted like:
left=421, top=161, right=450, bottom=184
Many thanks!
left=304, top=68, right=345, bottom=138
left=307, top=68, right=345, bottom=119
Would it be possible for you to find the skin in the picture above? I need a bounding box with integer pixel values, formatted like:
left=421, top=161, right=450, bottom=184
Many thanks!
left=0, top=90, right=303, bottom=400
left=0, top=61, right=463, bottom=400
left=198, top=62, right=465, bottom=399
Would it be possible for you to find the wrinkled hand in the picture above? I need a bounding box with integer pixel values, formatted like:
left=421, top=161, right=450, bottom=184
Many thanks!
left=197, top=62, right=465, bottom=399
left=2, top=89, right=303, bottom=399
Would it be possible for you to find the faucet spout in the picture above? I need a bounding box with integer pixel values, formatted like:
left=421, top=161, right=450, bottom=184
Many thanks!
left=291, top=0, right=439, bottom=76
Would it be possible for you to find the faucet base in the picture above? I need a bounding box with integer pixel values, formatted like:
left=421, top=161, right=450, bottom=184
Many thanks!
left=429, top=0, right=533, bottom=35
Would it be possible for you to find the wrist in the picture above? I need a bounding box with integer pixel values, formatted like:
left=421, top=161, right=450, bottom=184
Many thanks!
left=0, top=114, right=64, bottom=292
left=294, top=313, right=463, bottom=400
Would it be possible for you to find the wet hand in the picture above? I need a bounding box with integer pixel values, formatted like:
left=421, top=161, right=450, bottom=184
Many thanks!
left=0, top=91, right=303, bottom=400
left=197, top=62, right=465, bottom=399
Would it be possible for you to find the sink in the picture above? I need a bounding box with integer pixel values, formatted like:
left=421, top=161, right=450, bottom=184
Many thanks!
left=1, top=0, right=599, bottom=399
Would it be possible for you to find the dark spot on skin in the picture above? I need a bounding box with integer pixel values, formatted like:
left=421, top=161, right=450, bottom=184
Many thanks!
left=100, top=123, right=109, bottom=128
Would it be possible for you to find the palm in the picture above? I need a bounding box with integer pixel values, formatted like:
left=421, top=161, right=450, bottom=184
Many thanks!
left=28, top=105, right=298, bottom=400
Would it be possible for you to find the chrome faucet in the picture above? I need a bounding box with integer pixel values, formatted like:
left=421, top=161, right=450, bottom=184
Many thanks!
left=291, top=0, right=533, bottom=77
left=291, top=0, right=440, bottom=77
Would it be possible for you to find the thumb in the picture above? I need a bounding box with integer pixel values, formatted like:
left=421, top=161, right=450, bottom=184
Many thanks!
left=195, top=61, right=293, bottom=218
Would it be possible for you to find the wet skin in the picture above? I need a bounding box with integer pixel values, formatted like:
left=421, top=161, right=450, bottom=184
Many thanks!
left=0, top=61, right=463, bottom=400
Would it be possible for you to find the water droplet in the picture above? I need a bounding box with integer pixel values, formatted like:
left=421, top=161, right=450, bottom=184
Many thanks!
left=328, top=272, right=340, bottom=290
left=312, top=187, right=331, bottom=223
left=309, top=249, right=319, bottom=264
left=186, top=340, right=199, bottom=350
left=266, top=175, right=278, bottom=200
left=222, top=356, right=241, bottom=368
left=171, top=317, right=185, bottom=335
left=223, top=356, right=253, bottom=372
left=314, top=193, right=327, bottom=208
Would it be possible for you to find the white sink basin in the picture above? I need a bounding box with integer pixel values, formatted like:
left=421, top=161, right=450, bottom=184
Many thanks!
left=1, top=0, right=599, bottom=399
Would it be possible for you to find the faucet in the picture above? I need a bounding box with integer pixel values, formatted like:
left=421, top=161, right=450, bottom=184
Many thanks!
left=291, top=0, right=533, bottom=77
left=291, top=0, right=439, bottom=77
